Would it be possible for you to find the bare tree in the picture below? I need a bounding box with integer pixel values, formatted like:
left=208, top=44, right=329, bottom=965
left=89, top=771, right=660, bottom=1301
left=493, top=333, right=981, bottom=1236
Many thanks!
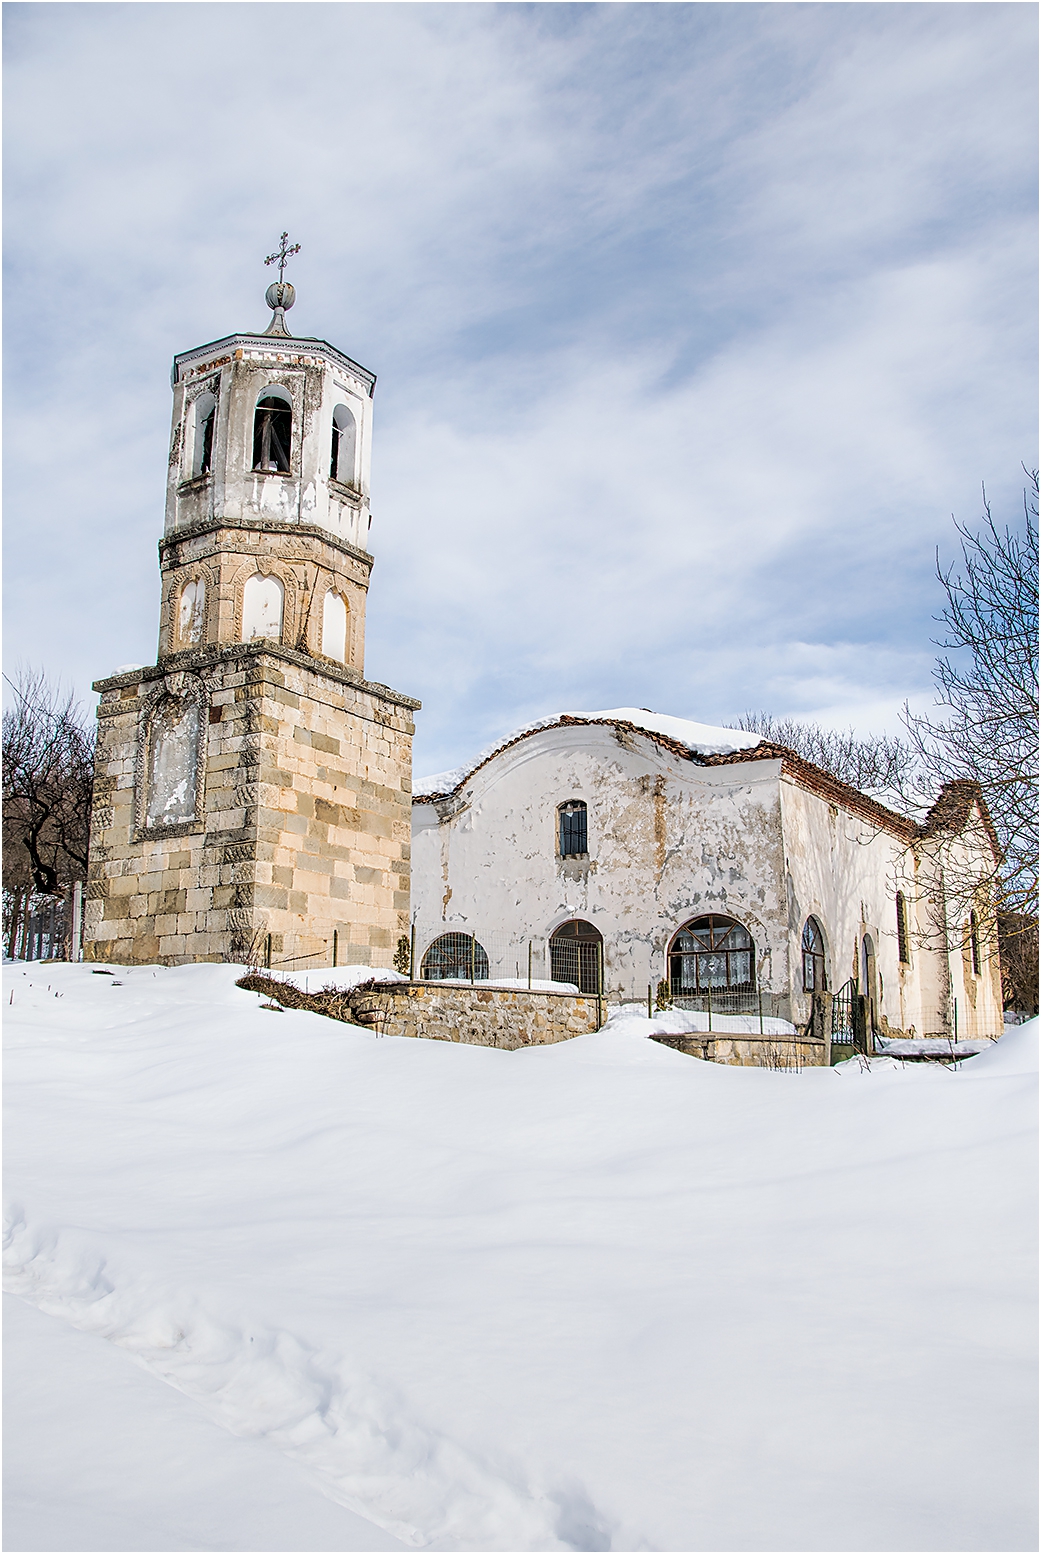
left=3, top=668, right=95, bottom=952
left=903, top=472, right=1038, bottom=925
left=736, top=711, right=923, bottom=804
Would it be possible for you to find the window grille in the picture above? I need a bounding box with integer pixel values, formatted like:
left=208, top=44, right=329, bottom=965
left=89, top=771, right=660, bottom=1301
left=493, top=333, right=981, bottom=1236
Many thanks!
left=421, top=932, right=489, bottom=982
left=558, top=800, right=587, bottom=857
left=801, top=917, right=826, bottom=992
left=896, top=892, right=910, bottom=964
left=669, top=915, right=755, bottom=994
left=549, top=919, right=602, bottom=994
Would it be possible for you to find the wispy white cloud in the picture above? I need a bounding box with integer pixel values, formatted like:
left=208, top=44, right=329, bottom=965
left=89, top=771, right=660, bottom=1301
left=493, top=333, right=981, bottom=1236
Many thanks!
left=3, top=2, right=1036, bottom=775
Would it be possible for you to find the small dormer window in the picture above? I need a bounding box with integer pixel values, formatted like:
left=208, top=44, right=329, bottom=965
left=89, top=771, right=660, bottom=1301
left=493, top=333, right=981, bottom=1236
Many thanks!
left=192, top=392, right=216, bottom=477
left=968, top=911, right=981, bottom=975
left=253, top=389, right=292, bottom=473
left=559, top=800, right=587, bottom=857
left=330, top=404, right=357, bottom=484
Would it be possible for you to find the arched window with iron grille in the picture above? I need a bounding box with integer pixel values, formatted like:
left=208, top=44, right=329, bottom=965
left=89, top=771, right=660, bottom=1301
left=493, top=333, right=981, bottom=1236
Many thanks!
left=801, top=917, right=826, bottom=992
left=421, top=932, right=489, bottom=982
left=669, top=915, right=755, bottom=994
left=896, top=892, right=911, bottom=964
left=549, top=918, right=602, bottom=994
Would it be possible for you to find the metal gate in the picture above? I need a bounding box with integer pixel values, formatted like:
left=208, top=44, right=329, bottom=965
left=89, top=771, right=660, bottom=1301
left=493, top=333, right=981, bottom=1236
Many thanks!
left=830, top=979, right=869, bottom=1059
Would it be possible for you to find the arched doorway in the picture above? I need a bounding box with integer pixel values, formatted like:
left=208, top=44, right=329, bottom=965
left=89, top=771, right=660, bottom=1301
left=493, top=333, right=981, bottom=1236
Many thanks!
left=549, top=919, right=602, bottom=994
left=668, top=915, right=755, bottom=995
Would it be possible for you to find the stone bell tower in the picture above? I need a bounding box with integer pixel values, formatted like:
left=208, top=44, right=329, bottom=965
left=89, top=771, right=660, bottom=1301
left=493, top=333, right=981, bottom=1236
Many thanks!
left=84, top=248, right=419, bottom=967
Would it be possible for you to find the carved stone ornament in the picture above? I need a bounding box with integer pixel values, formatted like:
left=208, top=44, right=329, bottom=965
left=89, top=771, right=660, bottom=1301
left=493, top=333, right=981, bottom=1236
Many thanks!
left=133, top=672, right=209, bottom=841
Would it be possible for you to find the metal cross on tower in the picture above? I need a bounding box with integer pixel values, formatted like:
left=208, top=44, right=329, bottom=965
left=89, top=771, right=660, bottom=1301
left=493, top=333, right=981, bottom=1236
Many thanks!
left=265, top=232, right=301, bottom=283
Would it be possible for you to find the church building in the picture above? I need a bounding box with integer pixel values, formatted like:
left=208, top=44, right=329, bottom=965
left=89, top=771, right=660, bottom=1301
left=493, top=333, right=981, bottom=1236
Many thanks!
left=411, top=709, right=1004, bottom=1041
left=83, top=266, right=418, bottom=967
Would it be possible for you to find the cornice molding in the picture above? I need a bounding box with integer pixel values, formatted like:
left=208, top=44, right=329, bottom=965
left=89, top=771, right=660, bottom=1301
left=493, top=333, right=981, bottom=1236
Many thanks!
left=93, top=641, right=421, bottom=712
left=158, top=517, right=374, bottom=571
left=172, top=333, right=376, bottom=396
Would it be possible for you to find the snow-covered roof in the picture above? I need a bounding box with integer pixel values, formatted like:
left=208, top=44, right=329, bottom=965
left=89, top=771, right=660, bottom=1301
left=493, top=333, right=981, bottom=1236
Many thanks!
left=413, top=709, right=762, bottom=801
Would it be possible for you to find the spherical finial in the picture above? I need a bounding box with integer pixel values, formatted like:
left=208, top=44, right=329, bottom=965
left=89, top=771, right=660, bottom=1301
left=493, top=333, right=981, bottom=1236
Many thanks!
left=265, top=280, right=296, bottom=313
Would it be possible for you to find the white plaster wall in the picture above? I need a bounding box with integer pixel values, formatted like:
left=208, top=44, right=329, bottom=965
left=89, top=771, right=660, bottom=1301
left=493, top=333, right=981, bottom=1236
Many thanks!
left=411, top=725, right=790, bottom=1003
left=921, top=827, right=1005, bottom=1039
left=166, top=343, right=373, bottom=553
left=779, top=780, right=929, bottom=1032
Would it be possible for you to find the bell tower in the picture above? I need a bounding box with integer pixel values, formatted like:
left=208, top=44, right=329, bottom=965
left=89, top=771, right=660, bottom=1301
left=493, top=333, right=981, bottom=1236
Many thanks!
left=84, top=246, right=420, bottom=968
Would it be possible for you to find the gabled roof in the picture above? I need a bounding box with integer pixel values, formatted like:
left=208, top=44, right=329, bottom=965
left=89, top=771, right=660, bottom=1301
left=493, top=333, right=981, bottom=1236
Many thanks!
left=412, top=710, right=990, bottom=851
left=412, top=709, right=760, bottom=802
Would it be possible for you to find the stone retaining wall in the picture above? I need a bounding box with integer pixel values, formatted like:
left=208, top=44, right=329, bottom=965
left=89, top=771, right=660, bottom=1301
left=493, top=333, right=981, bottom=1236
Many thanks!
left=651, top=1031, right=828, bottom=1068
left=351, top=981, right=602, bottom=1048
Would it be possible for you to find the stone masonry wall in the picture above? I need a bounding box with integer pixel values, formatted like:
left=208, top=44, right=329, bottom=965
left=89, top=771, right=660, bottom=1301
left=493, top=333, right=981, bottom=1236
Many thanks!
left=349, top=981, right=603, bottom=1048
left=84, top=643, right=417, bottom=966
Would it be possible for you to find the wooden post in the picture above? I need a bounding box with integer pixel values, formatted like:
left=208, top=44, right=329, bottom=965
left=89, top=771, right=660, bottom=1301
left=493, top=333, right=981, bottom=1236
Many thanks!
left=265, top=933, right=272, bottom=970
left=332, top=929, right=338, bottom=968
left=527, top=940, right=532, bottom=990
left=410, top=923, right=416, bottom=981
left=647, top=983, right=653, bottom=1019
left=707, top=980, right=713, bottom=1032
left=758, top=987, right=764, bottom=1035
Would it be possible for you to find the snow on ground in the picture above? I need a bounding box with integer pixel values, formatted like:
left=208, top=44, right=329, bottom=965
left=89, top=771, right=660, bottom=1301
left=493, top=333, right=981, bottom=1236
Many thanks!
left=4, top=962, right=1037, bottom=1552
left=612, top=1003, right=796, bottom=1037
left=3, top=1294, right=407, bottom=1553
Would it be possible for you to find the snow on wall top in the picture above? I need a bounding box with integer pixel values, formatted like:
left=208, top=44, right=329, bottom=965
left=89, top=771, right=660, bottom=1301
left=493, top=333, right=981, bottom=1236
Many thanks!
left=413, top=709, right=762, bottom=801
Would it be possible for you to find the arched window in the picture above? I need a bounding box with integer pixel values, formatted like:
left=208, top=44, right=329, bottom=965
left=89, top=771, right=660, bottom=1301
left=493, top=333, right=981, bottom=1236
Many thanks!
left=968, top=912, right=981, bottom=975
left=549, top=919, right=602, bottom=994
left=241, top=573, right=284, bottom=642
left=669, top=915, right=755, bottom=994
left=252, top=388, right=292, bottom=473
left=330, top=404, right=357, bottom=484
left=421, top=932, right=489, bottom=982
left=801, top=917, right=826, bottom=992
left=177, top=578, right=206, bottom=646
left=896, top=892, right=910, bottom=964
left=558, top=800, right=587, bottom=857
left=192, top=392, right=216, bottom=477
left=860, top=935, right=877, bottom=1003
left=322, top=590, right=348, bottom=663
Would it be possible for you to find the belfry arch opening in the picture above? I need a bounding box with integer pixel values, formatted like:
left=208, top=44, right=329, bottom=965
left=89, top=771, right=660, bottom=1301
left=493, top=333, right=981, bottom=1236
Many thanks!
left=330, top=404, right=357, bottom=485
left=252, top=388, right=292, bottom=473
left=192, top=392, right=216, bottom=477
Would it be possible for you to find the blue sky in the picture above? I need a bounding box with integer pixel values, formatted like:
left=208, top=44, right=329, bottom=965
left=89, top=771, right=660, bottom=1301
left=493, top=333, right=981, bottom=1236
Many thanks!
left=4, top=2, right=1037, bottom=778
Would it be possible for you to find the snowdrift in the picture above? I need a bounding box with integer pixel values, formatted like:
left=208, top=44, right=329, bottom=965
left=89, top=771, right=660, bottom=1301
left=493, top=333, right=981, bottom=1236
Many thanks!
left=4, top=962, right=1037, bottom=1552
